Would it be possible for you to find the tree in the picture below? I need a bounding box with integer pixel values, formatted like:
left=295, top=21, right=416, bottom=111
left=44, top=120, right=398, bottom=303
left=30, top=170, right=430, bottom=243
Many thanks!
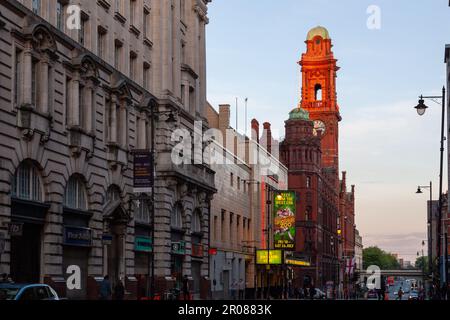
left=363, top=246, right=401, bottom=270
left=415, top=256, right=429, bottom=274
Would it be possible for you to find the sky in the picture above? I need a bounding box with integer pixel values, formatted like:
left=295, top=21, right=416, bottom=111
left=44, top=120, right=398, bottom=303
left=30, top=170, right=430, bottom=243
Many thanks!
left=205, top=0, right=450, bottom=262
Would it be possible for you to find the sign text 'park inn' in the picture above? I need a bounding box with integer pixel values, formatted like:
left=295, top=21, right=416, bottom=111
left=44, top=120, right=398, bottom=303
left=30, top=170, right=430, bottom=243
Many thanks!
left=273, top=191, right=296, bottom=250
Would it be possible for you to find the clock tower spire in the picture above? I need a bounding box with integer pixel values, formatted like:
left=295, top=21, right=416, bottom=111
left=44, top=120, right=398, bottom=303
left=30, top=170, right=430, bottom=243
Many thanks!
left=299, top=26, right=341, bottom=170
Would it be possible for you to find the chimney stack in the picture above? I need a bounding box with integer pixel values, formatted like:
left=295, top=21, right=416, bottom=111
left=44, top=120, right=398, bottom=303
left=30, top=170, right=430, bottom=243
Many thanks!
left=263, top=122, right=272, bottom=154
left=251, top=119, right=259, bottom=143
left=219, top=104, right=231, bottom=134
left=341, top=171, right=347, bottom=191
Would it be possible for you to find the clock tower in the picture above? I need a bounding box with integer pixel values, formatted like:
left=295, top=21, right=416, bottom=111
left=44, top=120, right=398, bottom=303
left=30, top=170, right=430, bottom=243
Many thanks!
left=299, top=26, right=341, bottom=170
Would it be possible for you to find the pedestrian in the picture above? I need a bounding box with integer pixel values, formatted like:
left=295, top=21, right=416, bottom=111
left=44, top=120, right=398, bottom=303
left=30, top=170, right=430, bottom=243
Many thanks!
left=397, top=287, right=404, bottom=301
left=182, top=275, right=190, bottom=300
left=99, top=275, right=112, bottom=300
left=114, top=278, right=125, bottom=300
left=310, top=285, right=316, bottom=300
left=238, top=279, right=245, bottom=300
left=230, top=279, right=237, bottom=300
left=441, top=282, right=448, bottom=301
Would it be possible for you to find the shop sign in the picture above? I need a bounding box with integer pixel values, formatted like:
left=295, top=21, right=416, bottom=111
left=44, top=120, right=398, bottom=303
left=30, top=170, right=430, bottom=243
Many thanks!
left=8, top=222, right=23, bottom=237
left=135, top=236, right=152, bottom=252
left=273, top=191, right=296, bottom=250
left=191, top=244, right=203, bottom=258
left=285, top=258, right=311, bottom=267
left=102, top=234, right=113, bottom=245
left=133, top=150, right=153, bottom=193
left=256, top=250, right=283, bottom=265
left=171, top=241, right=186, bottom=255
left=208, top=247, right=218, bottom=256
left=64, top=226, right=92, bottom=247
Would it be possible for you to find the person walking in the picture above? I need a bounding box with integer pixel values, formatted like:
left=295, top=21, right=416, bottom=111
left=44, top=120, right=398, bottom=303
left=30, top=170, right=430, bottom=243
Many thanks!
left=230, top=280, right=237, bottom=300
left=238, top=279, right=245, bottom=300
left=114, top=278, right=125, bottom=300
left=397, top=287, right=404, bottom=301
left=182, top=275, right=190, bottom=301
left=99, top=275, right=112, bottom=300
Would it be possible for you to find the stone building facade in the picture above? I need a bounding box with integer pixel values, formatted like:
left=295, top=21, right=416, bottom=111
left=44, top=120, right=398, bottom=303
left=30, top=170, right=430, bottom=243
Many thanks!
left=206, top=104, right=289, bottom=299
left=280, top=106, right=339, bottom=290
left=0, top=0, right=214, bottom=300
left=206, top=104, right=252, bottom=300
left=278, top=26, right=358, bottom=294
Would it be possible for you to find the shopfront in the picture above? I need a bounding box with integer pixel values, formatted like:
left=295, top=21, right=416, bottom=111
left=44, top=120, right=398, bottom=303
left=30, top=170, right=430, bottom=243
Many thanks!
left=10, top=161, right=49, bottom=284
left=62, top=175, right=92, bottom=300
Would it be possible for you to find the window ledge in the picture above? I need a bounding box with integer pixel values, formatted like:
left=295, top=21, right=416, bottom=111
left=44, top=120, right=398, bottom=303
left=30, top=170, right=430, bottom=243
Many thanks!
left=130, top=25, right=141, bottom=37
left=143, top=38, right=153, bottom=48
left=114, top=12, right=126, bottom=25
left=97, top=0, right=111, bottom=11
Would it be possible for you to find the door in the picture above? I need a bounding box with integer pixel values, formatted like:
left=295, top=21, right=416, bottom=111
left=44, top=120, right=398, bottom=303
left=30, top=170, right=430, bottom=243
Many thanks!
left=223, top=271, right=229, bottom=299
left=63, top=247, right=88, bottom=300
left=10, top=223, right=41, bottom=283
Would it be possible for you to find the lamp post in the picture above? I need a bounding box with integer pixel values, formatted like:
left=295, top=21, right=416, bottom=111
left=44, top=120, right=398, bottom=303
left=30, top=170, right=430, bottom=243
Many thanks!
left=416, top=182, right=433, bottom=279
left=414, top=88, right=447, bottom=290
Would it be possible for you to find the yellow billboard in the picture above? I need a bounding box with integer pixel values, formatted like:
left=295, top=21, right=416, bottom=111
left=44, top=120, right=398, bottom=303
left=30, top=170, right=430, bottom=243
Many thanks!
left=256, top=250, right=283, bottom=265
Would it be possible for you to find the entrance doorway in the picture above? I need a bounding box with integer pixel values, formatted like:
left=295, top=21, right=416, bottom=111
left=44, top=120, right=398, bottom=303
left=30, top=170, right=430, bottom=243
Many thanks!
left=10, top=222, right=42, bottom=283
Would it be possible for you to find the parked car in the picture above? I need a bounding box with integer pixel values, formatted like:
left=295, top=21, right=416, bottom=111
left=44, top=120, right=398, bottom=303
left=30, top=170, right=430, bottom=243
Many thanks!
left=0, top=283, right=59, bottom=300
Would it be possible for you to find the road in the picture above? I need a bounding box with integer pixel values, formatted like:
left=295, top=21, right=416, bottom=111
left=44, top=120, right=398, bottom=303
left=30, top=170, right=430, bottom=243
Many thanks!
left=387, top=278, right=416, bottom=300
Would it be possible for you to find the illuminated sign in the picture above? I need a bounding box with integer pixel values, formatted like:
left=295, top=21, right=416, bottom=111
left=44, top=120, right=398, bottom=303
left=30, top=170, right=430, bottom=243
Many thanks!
left=273, top=191, right=296, bottom=250
left=285, top=258, right=311, bottom=267
left=256, top=250, right=283, bottom=265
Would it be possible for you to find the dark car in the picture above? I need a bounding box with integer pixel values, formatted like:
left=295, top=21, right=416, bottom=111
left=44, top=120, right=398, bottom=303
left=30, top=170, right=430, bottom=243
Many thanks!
left=0, top=283, right=60, bottom=300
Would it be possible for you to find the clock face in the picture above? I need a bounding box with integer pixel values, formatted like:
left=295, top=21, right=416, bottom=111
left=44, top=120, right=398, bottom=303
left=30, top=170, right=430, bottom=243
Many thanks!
left=313, top=120, right=326, bottom=136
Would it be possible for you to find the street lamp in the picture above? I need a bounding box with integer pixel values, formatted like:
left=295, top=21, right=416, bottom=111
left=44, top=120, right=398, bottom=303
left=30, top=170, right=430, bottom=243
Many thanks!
left=415, top=96, right=428, bottom=116
left=416, top=182, right=433, bottom=279
left=414, top=87, right=447, bottom=292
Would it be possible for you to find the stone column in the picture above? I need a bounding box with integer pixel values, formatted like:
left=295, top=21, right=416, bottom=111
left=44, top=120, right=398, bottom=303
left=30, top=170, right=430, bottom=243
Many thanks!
left=84, top=83, right=93, bottom=132
left=39, top=57, right=49, bottom=113
left=69, top=75, right=80, bottom=127
left=23, top=48, right=33, bottom=106
left=119, top=100, right=128, bottom=148
left=138, top=116, right=147, bottom=149
left=110, top=96, right=118, bottom=143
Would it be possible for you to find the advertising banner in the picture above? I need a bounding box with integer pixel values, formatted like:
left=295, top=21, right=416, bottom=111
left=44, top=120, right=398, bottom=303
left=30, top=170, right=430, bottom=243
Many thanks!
left=273, top=191, right=296, bottom=249
left=256, top=250, right=283, bottom=265
left=133, top=150, right=153, bottom=193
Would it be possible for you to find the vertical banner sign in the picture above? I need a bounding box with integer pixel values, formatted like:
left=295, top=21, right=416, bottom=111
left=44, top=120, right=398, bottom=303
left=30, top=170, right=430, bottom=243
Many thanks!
left=273, top=191, right=296, bottom=249
left=133, top=150, right=153, bottom=193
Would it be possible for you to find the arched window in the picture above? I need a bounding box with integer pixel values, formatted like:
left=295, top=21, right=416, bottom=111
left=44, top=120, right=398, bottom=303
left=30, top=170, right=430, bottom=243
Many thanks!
left=12, top=161, right=43, bottom=202
left=171, top=203, right=183, bottom=229
left=64, top=176, right=88, bottom=210
left=135, top=201, right=151, bottom=224
left=314, top=84, right=322, bottom=101
left=192, top=210, right=202, bottom=233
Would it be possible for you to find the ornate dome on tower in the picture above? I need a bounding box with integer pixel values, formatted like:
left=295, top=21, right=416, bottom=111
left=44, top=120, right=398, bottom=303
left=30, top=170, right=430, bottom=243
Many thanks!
left=289, top=106, right=310, bottom=121
left=306, top=26, right=330, bottom=41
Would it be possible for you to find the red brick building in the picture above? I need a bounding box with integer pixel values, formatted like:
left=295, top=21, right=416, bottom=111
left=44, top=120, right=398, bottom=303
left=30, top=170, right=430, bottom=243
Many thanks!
left=280, top=26, right=356, bottom=293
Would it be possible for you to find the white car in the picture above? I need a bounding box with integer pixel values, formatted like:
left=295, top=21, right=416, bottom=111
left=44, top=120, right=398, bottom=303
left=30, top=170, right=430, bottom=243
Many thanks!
left=313, top=289, right=326, bottom=300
